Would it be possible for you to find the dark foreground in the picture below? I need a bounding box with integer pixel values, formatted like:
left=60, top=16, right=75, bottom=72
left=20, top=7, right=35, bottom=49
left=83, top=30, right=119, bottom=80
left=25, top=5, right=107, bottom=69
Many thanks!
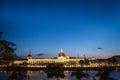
left=0, top=66, right=120, bottom=71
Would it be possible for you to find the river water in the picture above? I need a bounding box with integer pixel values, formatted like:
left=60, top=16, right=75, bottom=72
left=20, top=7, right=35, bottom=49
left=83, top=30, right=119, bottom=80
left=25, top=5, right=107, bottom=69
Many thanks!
left=0, top=71, right=120, bottom=80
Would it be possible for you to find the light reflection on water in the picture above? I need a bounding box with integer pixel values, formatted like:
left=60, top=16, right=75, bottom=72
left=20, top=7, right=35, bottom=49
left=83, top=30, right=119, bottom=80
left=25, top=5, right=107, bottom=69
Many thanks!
left=0, top=71, right=120, bottom=80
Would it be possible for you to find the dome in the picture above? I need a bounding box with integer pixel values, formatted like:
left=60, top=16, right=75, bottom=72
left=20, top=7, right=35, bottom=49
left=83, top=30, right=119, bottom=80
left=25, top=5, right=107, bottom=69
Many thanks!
left=27, top=51, right=32, bottom=57
left=28, top=54, right=32, bottom=57
left=58, top=49, right=65, bottom=57
left=58, top=52, right=65, bottom=57
left=27, top=52, right=32, bottom=59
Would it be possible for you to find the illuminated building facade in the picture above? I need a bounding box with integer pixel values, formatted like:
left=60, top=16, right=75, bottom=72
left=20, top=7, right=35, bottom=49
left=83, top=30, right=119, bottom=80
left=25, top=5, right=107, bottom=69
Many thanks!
left=13, top=49, right=98, bottom=68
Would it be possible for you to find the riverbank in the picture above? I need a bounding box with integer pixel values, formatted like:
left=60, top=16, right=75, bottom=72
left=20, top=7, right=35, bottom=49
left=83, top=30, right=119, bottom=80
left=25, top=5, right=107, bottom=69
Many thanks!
left=0, top=66, right=120, bottom=71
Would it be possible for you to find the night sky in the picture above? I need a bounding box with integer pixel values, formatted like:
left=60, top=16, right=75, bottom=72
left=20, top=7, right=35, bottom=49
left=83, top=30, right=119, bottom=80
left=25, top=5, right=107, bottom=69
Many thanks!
left=1, top=0, right=120, bottom=58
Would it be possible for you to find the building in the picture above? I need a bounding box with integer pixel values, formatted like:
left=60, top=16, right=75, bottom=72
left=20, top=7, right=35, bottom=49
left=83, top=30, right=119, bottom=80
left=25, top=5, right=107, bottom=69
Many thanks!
left=108, top=55, right=120, bottom=64
left=13, top=49, right=97, bottom=68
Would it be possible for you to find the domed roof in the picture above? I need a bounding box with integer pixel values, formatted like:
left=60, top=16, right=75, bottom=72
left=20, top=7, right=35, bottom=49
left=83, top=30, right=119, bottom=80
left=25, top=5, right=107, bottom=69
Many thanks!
left=28, top=54, right=32, bottom=57
left=58, top=52, right=65, bottom=57
left=27, top=51, right=32, bottom=57
left=58, top=49, right=65, bottom=57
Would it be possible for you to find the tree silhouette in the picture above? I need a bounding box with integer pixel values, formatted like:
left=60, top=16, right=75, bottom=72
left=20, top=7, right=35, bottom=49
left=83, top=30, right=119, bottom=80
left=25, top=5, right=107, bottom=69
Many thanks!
left=79, top=60, right=84, bottom=67
left=79, top=59, right=90, bottom=67
left=8, top=71, right=27, bottom=80
left=96, top=69, right=115, bottom=80
left=108, top=57, right=117, bottom=66
left=0, top=32, right=17, bottom=66
left=45, top=63, right=65, bottom=80
left=71, top=69, right=89, bottom=80
left=84, top=59, right=90, bottom=66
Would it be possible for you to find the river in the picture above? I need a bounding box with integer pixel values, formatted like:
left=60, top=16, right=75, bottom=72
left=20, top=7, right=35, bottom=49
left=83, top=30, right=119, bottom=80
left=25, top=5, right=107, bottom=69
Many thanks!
left=0, top=71, right=120, bottom=80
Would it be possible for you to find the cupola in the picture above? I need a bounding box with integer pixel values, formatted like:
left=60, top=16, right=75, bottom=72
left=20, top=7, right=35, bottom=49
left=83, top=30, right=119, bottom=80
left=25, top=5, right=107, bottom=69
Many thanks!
left=27, top=51, right=32, bottom=59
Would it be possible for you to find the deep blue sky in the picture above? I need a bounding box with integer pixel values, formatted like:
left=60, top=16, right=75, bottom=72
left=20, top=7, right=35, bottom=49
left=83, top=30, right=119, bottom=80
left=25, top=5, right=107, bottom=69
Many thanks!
left=1, top=0, right=120, bottom=58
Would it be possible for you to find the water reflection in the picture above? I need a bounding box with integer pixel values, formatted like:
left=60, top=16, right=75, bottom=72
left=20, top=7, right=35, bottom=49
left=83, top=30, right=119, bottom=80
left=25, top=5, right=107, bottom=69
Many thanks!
left=71, top=70, right=89, bottom=80
left=45, top=63, right=65, bottom=80
left=8, top=71, right=26, bottom=80
left=0, top=70, right=120, bottom=80
left=96, top=69, right=114, bottom=80
left=26, top=71, right=120, bottom=80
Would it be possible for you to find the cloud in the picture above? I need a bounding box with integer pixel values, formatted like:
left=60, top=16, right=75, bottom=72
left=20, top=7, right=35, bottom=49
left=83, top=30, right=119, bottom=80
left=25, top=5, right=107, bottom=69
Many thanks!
left=36, top=53, right=45, bottom=56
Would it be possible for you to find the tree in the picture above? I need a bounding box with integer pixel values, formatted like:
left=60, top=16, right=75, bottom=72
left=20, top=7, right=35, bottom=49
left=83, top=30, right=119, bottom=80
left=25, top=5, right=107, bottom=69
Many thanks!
left=108, top=57, right=117, bottom=66
left=84, top=59, right=90, bottom=67
left=8, top=71, right=27, bottom=80
left=96, top=69, right=115, bottom=80
left=79, top=59, right=90, bottom=67
left=45, top=63, right=65, bottom=80
left=71, top=69, right=89, bottom=80
left=0, top=32, right=17, bottom=66
left=79, top=60, right=84, bottom=67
